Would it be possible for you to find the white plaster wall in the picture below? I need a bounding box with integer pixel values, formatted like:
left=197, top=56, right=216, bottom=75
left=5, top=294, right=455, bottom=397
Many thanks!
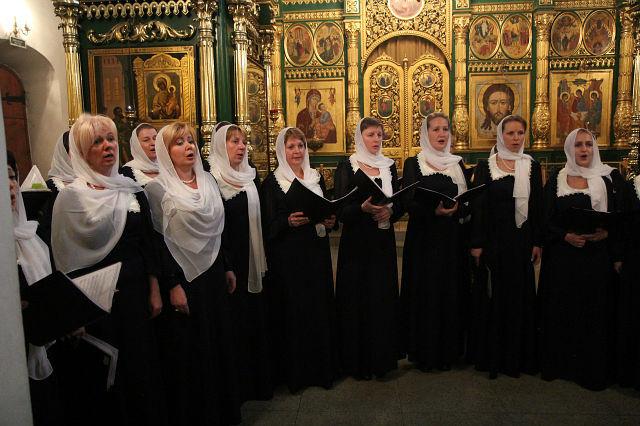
left=0, top=0, right=69, bottom=174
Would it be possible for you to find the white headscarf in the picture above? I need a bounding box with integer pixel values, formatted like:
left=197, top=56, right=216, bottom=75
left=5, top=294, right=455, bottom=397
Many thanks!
left=52, top=122, right=142, bottom=273
left=349, top=118, right=394, bottom=197
left=125, top=123, right=159, bottom=173
left=13, top=182, right=54, bottom=381
left=495, top=116, right=533, bottom=228
left=145, top=125, right=225, bottom=282
left=209, top=125, right=266, bottom=293
left=47, top=132, right=75, bottom=184
left=563, top=128, right=613, bottom=212
left=418, top=116, right=467, bottom=195
left=274, top=127, right=322, bottom=195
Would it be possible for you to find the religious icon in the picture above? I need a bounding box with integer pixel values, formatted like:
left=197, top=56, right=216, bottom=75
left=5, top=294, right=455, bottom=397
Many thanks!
left=470, top=16, right=500, bottom=60
left=377, top=96, right=394, bottom=119
left=551, top=12, right=582, bottom=57
left=387, top=0, right=424, bottom=20
left=285, top=24, right=314, bottom=67
left=583, top=11, right=614, bottom=56
left=383, top=124, right=394, bottom=141
left=550, top=70, right=612, bottom=146
left=501, top=14, right=531, bottom=59
left=419, top=95, right=434, bottom=117
left=418, top=71, right=436, bottom=88
left=248, top=101, right=261, bottom=124
left=377, top=72, right=393, bottom=89
left=469, top=73, right=530, bottom=148
left=149, top=73, right=181, bottom=120
left=314, top=22, right=344, bottom=66
left=286, top=80, right=346, bottom=153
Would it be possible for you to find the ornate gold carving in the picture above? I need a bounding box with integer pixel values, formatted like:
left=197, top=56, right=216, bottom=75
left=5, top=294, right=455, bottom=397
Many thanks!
left=539, top=0, right=554, bottom=5
left=87, top=21, right=195, bottom=44
left=284, top=68, right=346, bottom=79
left=549, top=57, right=616, bottom=69
left=531, top=12, right=555, bottom=149
left=456, top=0, right=470, bottom=8
left=228, top=0, right=255, bottom=134
left=194, top=0, right=218, bottom=156
left=453, top=15, right=470, bottom=149
left=54, top=0, right=83, bottom=126
left=82, top=1, right=192, bottom=20
left=345, top=0, right=359, bottom=14
left=613, top=7, right=635, bottom=147
left=471, top=3, right=533, bottom=13
left=410, top=62, right=446, bottom=149
left=363, top=0, right=451, bottom=65
left=554, top=0, right=614, bottom=8
left=283, top=10, right=343, bottom=21
left=468, top=61, right=533, bottom=72
left=247, top=61, right=269, bottom=175
left=282, top=0, right=334, bottom=4
left=269, top=23, right=285, bottom=170
left=345, top=21, right=361, bottom=153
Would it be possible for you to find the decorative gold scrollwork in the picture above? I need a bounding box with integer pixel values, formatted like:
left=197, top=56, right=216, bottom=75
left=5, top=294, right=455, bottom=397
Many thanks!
left=368, top=64, right=402, bottom=149
left=410, top=63, right=444, bottom=148
left=82, top=1, right=192, bottom=20
left=87, top=21, right=195, bottom=44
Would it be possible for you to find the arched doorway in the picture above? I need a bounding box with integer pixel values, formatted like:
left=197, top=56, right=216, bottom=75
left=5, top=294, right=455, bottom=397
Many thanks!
left=363, top=36, right=450, bottom=171
left=0, top=65, right=31, bottom=181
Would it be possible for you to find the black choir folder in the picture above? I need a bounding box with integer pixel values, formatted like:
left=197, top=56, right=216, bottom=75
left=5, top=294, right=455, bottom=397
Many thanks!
left=353, top=168, right=419, bottom=205
left=416, top=184, right=487, bottom=209
left=562, top=207, right=617, bottom=235
left=286, top=178, right=358, bottom=222
left=22, top=262, right=121, bottom=346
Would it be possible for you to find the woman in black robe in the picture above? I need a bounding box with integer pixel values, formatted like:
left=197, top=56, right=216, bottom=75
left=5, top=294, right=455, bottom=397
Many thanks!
left=51, top=114, right=165, bottom=425
left=209, top=124, right=272, bottom=401
left=618, top=175, right=640, bottom=389
left=119, top=123, right=159, bottom=186
left=538, top=128, right=624, bottom=391
left=334, top=117, right=403, bottom=379
left=260, top=127, right=337, bottom=393
left=145, top=122, right=241, bottom=425
left=469, top=115, right=542, bottom=379
left=400, top=113, right=472, bottom=371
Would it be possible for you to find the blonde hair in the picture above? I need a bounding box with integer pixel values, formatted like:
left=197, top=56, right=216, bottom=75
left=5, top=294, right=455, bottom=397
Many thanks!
left=225, top=124, right=245, bottom=141
left=71, top=113, right=118, bottom=158
left=425, top=112, right=450, bottom=129
left=162, top=122, right=197, bottom=149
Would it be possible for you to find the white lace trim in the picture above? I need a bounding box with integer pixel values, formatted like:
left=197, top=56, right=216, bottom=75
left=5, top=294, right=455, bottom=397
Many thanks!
left=51, top=177, right=66, bottom=192
left=417, top=155, right=458, bottom=180
left=557, top=167, right=590, bottom=197
left=212, top=173, right=244, bottom=201
left=488, top=153, right=531, bottom=181
left=349, top=156, right=393, bottom=196
left=132, top=168, right=153, bottom=186
left=634, top=175, right=640, bottom=201
left=128, top=193, right=140, bottom=213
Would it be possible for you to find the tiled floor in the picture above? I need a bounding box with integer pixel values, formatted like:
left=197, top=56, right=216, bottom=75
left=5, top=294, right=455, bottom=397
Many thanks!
left=240, top=361, right=640, bottom=425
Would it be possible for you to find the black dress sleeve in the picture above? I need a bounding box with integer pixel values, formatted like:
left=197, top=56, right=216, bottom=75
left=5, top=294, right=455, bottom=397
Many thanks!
left=136, top=192, right=160, bottom=280
left=389, top=163, right=404, bottom=223
left=529, top=161, right=544, bottom=247
left=470, top=160, right=490, bottom=249
left=260, top=174, right=290, bottom=243
left=458, top=160, right=474, bottom=219
left=542, top=170, right=566, bottom=246
left=334, top=160, right=365, bottom=225
left=607, top=169, right=625, bottom=262
left=120, top=166, right=135, bottom=180
left=401, top=157, right=430, bottom=218
left=37, top=181, right=60, bottom=249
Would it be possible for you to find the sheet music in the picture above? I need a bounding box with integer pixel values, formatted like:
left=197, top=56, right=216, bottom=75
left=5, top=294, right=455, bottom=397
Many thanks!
left=71, top=262, right=121, bottom=312
left=81, top=334, right=119, bottom=390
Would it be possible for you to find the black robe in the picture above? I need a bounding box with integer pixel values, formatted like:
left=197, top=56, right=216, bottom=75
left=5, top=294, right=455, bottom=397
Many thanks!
left=538, top=169, right=624, bottom=391
left=618, top=179, right=640, bottom=389
left=260, top=172, right=337, bottom=393
left=216, top=175, right=273, bottom=402
left=400, top=157, right=472, bottom=370
left=53, top=192, right=167, bottom=426
left=334, top=159, right=403, bottom=378
left=468, top=159, right=542, bottom=378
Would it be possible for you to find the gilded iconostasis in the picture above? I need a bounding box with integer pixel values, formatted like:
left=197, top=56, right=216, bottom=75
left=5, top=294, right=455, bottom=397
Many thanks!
left=51, top=0, right=640, bottom=182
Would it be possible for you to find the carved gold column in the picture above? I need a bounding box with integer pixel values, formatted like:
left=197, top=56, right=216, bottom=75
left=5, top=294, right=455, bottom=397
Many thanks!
left=452, top=15, right=470, bottom=150
left=228, top=1, right=252, bottom=134
left=531, top=12, right=554, bottom=149
left=614, top=8, right=635, bottom=147
left=627, top=16, right=640, bottom=178
left=53, top=0, right=83, bottom=126
left=195, top=0, right=218, bottom=156
left=269, top=23, right=285, bottom=169
left=260, top=27, right=276, bottom=171
left=345, top=22, right=361, bottom=153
